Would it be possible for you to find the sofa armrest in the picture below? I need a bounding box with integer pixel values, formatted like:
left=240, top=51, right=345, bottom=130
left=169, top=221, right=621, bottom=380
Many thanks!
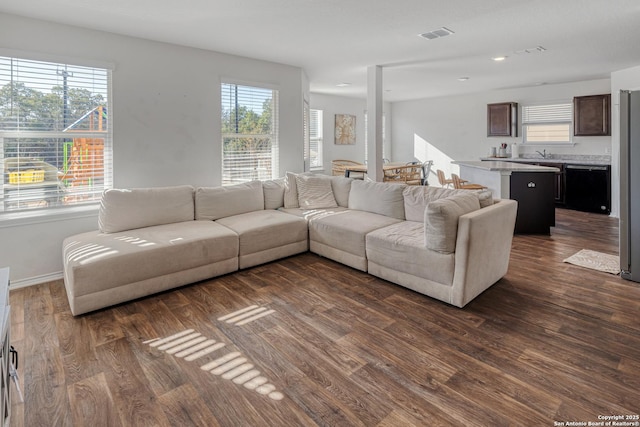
left=450, top=199, right=518, bottom=307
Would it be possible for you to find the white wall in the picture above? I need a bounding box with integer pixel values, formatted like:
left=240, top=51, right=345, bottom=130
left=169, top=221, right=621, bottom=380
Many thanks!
left=391, top=79, right=612, bottom=180
left=0, top=13, right=306, bottom=285
left=611, top=65, right=640, bottom=218
left=309, top=94, right=391, bottom=174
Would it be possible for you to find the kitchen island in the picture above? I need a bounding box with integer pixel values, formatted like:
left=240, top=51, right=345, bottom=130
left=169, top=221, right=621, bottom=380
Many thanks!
left=453, top=160, right=559, bottom=234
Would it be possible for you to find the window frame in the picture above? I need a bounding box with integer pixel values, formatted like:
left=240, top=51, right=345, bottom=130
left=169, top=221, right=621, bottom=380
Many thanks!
left=220, top=82, right=279, bottom=185
left=308, top=108, right=323, bottom=171
left=521, top=101, right=574, bottom=146
left=0, top=54, right=113, bottom=219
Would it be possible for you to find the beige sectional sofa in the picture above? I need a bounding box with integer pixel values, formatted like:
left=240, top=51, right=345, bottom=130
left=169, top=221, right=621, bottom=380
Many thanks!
left=62, top=173, right=517, bottom=315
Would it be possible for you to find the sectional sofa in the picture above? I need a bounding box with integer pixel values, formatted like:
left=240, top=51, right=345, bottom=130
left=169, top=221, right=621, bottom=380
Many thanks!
left=62, top=173, right=517, bottom=315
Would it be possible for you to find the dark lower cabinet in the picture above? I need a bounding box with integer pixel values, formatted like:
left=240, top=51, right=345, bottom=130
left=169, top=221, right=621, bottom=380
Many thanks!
left=510, top=172, right=556, bottom=234
left=565, top=165, right=611, bottom=214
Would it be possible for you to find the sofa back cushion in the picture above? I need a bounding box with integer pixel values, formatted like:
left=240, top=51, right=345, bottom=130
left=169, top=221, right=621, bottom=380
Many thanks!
left=263, top=177, right=286, bottom=209
left=99, top=185, right=195, bottom=233
left=195, top=180, right=264, bottom=220
left=424, top=192, right=481, bottom=253
left=295, top=174, right=338, bottom=209
left=348, top=180, right=405, bottom=220
left=404, top=186, right=493, bottom=222
left=330, top=176, right=352, bottom=207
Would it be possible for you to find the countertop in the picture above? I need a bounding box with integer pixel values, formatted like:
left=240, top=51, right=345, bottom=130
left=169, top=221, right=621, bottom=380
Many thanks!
left=479, top=156, right=611, bottom=166
left=454, top=160, right=560, bottom=172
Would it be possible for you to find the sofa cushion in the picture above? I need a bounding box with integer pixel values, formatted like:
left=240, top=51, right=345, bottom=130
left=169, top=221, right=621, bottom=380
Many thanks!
left=195, top=181, right=264, bottom=220
left=348, top=180, right=405, bottom=220
left=279, top=206, right=349, bottom=222
left=263, top=178, right=286, bottom=209
left=425, top=192, right=481, bottom=253
left=295, top=174, right=338, bottom=209
left=98, top=185, right=194, bottom=233
left=366, top=221, right=455, bottom=286
left=64, top=220, right=239, bottom=297
left=330, top=176, right=352, bottom=207
left=309, top=209, right=402, bottom=259
left=283, top=172, right=300, bottom=208
left=216, top=210, right=308, bottom=257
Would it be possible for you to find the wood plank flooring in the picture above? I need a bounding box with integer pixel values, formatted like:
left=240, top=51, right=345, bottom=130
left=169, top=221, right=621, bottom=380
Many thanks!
left=9, top=208, right=640, bottom=426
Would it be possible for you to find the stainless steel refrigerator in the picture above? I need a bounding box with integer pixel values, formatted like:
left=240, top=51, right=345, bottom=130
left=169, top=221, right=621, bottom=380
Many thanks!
left=620, top=90, right=640, bottom=282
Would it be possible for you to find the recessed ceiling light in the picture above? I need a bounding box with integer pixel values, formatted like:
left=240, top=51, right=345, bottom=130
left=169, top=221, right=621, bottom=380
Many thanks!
left=336, top=83, right=351, bottom=87
left=419, top=27, right=454, bottom=40
left=458, top=77, right=469, bottom=81
left=492, top=56, right=507, bottom=62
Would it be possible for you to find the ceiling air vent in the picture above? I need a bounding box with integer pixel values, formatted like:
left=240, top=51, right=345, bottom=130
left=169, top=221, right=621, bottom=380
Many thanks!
left=419, top=27, right=454, bottom=40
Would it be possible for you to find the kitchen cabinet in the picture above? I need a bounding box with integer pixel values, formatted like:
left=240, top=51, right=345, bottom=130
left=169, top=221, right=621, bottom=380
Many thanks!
left=573, top=94, right=611, bottom=136
left=565, top=164, right=611, bottom=214
left=514, top=161, right=565, bottom=204
left=510, top=172, right=556, bottom=234
left=487, top=102, right=518, bottom=137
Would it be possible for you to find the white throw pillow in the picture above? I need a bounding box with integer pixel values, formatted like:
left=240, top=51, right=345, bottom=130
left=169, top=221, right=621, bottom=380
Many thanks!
left=295, top=174, right=338, bottom=209
left=330, top=175, right=352, bottom=207
left=424, top=192, right=481, bottom=253
left=263, top=178, right=286, bottom=210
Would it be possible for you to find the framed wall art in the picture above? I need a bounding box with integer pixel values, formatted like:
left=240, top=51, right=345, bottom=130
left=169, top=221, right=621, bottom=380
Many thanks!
left=335, top=114, right=356, bottom=145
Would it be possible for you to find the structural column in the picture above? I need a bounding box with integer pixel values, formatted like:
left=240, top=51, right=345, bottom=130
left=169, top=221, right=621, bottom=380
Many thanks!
left=366, top=65, right=384, bottom=182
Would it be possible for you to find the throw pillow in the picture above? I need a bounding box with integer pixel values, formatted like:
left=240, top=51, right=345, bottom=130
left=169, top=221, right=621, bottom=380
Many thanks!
left=263, top=177, right=286, bottom=210
left=295, top=174, right=338, bottom=209
left=424, top=192, right=481, bottom=253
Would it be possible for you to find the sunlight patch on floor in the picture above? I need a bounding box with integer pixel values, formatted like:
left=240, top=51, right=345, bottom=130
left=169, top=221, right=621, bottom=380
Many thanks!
left=144, top=328, right=284, bottom=401
left=218, top=305, right=276, bottom=326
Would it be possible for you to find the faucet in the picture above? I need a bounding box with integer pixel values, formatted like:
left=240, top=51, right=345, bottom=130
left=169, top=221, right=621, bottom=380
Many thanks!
left=536, top=149, right=547, bottom=159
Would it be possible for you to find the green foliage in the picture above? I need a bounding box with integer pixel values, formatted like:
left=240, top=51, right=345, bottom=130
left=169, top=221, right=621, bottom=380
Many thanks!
left=222, top=98, right=273, bottom=153
left=0, top=82, right=104, bottom=131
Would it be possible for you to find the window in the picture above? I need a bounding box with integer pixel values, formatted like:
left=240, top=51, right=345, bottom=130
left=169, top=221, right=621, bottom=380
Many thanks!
left=308, top=109, right=323, bottom=170
left=0, top=56, right=112, bottom=214
left=221, top=83, right=279, bottom=185
left=521, top=103, right=572, bottom=144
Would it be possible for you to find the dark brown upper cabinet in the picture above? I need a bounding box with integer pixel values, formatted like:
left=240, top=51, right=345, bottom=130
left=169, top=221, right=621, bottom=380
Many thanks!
left=487, top=102, right=518, bottom=137
left=573, top=94, right=611, bottom=136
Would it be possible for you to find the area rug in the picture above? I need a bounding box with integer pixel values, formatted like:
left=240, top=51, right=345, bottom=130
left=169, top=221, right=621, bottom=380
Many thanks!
left=563, top=249, right=620, bottom=275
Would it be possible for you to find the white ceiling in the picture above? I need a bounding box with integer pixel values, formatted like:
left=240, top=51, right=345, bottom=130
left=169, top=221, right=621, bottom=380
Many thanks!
left=1, top=0, right=640, bottom=102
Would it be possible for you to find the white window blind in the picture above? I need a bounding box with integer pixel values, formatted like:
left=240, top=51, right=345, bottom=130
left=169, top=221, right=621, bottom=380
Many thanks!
left=521, top=103, right=572, bottom=144
left=221, top=83, right=279, bottom=185
left=0, top=56, right=112, bottom=214
left=309, top=109, right=323, bottom=169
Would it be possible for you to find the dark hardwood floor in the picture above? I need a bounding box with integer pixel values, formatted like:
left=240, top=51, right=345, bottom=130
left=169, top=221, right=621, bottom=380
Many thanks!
left=9, top=208, right=640, bottom=426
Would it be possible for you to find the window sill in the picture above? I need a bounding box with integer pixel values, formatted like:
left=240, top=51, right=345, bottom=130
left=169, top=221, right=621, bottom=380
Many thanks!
left=0, top=204, right=99, bottom=229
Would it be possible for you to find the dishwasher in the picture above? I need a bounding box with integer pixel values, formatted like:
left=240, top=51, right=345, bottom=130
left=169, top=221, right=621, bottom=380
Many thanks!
left=564, top=164, right=611, bottom=214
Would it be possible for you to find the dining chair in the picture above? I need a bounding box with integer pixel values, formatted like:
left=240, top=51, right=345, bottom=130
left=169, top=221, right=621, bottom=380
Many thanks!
left=383, top=164, right=422, bottom=185
left=331, top=159, right=365, bottom=179
left=451, top=173, right=487, bottom=190
left=436, top=169, right=454, bottom=188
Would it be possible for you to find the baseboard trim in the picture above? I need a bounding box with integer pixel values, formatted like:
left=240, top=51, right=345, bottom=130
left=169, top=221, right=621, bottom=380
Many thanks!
left=9, top=272, right=64, bottom=289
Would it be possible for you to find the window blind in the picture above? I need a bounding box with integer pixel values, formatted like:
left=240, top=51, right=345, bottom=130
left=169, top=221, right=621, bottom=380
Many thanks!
left=309, top=109, right=323, bottom=169
left=221, top=83, right=279, bottom=185
left=0, top=56, right=112, bottom=214
left=521, top=103, right=572, bottom=144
